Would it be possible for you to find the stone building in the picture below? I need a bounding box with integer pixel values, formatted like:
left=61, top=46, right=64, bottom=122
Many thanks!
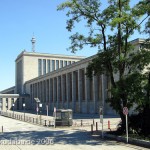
left=0, top=38, right=145, bottom=114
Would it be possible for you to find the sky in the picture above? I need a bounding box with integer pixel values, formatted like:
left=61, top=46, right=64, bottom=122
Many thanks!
left=0, top=0, right=148, bottom=91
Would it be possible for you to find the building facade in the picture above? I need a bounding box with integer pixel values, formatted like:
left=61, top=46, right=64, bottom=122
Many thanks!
left=0, top=38, right=145, bottom=115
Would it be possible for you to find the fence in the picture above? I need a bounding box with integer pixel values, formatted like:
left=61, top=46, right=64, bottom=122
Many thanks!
left=0, top=111, right=54, bottom=127
left=0, top=111, right=120, bottom=131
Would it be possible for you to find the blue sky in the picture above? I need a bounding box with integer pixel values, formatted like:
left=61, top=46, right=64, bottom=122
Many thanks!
left=0, top=0, right=147, bottom=91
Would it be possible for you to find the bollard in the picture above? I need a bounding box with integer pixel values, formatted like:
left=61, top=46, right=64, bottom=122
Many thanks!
left=81, top=120, right=83, bottom=127
left=45, top=120, right=47, bottom=126
left=91, top=124, right=93, bottom=134
left=2, top=126, right=3, bottom=133
left=96, top=122, right=98, bottom=131
left=108, top=120, right=110, bottom=130
left=93, top=119, right=95, bottom=126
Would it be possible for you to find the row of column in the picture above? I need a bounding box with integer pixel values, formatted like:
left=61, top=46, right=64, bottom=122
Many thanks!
left=38, top=59, right=75, bottom=76
left=30, top=68, right=109, bottom=113
left=0, top=97, right=25, bottom=112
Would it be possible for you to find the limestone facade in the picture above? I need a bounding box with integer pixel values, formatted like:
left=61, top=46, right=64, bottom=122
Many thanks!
left=25, top=55, right=116, bottom=114
left=0, top=38, right=146, bottom=115
left=15, top=51, right=85, bottom=94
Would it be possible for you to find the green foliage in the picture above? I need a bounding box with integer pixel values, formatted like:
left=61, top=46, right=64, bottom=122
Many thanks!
left=129, top=107, right=150, bottom=136
left=58, top=0, right=150, bottom=133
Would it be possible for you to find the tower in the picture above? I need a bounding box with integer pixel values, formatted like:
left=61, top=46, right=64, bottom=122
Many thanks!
left=31, top=35, right=36, bottom=52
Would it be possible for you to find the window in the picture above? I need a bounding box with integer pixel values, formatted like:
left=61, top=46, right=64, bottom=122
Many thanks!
left=52, top=60, right=55, bottom=71
left=64, top=61, right=67, bottom=67
left=47, top=60, right=51, bottom=73
left=60, top=60, right=63, bottom=68
left=43, top=59, right=46, bottom=75
left=56, top=60, right=59, bottom=70
left=38, top=59, right=42, bottom=76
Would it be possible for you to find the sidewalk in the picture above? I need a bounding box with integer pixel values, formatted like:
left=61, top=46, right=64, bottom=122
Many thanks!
left=1, top=109, right=121, bottom=132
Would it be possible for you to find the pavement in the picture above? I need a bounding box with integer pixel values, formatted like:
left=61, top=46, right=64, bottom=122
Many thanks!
left=0, top=112, right=149, bottom=150
left=4, top=110, right=121, bottom=131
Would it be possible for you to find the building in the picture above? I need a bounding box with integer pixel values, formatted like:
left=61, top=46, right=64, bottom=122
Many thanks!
left=0, top=38, right=145, bottom=115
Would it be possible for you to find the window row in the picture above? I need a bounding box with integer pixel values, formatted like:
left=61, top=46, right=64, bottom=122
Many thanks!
left=38, top=59, right=75, bottom=76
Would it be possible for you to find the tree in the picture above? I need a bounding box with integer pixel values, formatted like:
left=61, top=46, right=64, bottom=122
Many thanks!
left=58, top=0, right=150, bottom=132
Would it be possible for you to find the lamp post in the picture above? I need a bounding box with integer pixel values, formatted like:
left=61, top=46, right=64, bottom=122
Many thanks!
left=100, top=74, right=105, bottom=139
left=39, top=103, right=42, bottom=125
left=23, top=103, right=26, bottom=121
left=34, top=98, right=40, bottom=115
left=12, top=103, right=15, bottom=118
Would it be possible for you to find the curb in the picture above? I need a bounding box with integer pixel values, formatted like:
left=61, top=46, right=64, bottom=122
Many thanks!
left=104, top=133, right=150, bottom=148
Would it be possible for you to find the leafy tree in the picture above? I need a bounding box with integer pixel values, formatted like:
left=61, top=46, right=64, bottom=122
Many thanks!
left=58, top=0, right=150, bottom=132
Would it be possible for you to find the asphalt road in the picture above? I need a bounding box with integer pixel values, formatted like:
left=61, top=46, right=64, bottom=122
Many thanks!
left=0, top=115, right=149, bottom=150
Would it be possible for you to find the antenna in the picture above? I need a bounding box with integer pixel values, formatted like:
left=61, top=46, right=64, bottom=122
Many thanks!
left=31, top=34, right=36, bottom=52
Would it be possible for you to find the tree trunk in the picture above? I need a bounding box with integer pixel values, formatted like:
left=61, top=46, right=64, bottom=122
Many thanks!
left=119, top=110, right=126, bottom=134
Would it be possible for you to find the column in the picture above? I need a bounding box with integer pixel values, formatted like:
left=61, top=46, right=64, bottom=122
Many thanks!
left=43, top=81, right=46, bottom=104
left=93, top=75, right=97, bottom=113
left=32, top=84, right=34, bottom=107
left=57, top=76, right=60, bottom=108
left=39, top=82, right=42, bottom=102
left=54, top=60, right=56, bottom=71
left=101, top=74, right=106, bottom=114
left=30, top=84, right=32, bottom=105
left=50, top=78, right=54, bottom=110
left=66, top=73, right=69, bottom=108
left=61, top=75, right=64, bottom=108
left=84, top=68, right=89, bottom=113
left=72, top=71, right=76, bottom=111
left=50, top=60, right=52, bottom=72
left=36, top=83, right=38, bottom=98
left=37, top=82, right=40, bottom=99
left=48, top=79, right=51, bottom=110
left=53, top=78, right=55, bottom=108
left=13, top=98, right=17, bottom=110
left=78, top=70, right=81, bottom=113
left=53, top=78, right=57, bottom=108
left=64, top=74, right=67, bottom=108
left=2, top=98, right=6, bottom=111
left=41, top=60, right=43, bottom=75
left=46, top=79, right=49, bottom=104
left=69, top=73, right=72, bottom=108
left=43, top=81, right=45, bottom=104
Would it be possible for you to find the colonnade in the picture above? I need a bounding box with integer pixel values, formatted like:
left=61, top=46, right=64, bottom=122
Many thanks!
left=0, top=97, right=25, bottom=112
left=30, top=68, right=109, bottom=114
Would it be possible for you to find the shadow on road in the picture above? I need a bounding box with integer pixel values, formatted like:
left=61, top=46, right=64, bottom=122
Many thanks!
left=0, top=130, right=120, bottom=146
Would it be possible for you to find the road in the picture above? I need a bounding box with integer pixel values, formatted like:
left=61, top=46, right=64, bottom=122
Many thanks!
left=0, top=115, right=149, bottom=150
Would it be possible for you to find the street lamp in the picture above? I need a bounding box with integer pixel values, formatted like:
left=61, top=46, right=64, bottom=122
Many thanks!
left=12, top=103, right=15, bottom=118
left=23, top=103, right=26, bottom=121
left=39, top=103, right=42, bottom=125
left=34, top=98, right=40, bottom=115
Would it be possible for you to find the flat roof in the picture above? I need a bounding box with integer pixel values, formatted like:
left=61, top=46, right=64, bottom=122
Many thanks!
left=0, top=94, right=29, bottom=98
left=16, top=51, right=85, bottom=62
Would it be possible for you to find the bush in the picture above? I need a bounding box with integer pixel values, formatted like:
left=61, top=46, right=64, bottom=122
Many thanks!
left=128, top=106, right=150, bottom=136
